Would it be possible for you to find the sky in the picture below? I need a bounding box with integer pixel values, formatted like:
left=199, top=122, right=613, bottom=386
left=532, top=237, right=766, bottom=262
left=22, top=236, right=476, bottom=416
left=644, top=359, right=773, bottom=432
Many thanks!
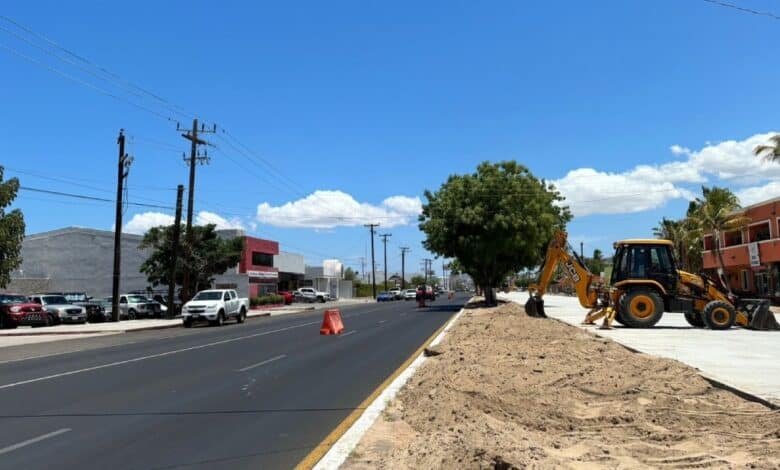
left=2, top=0, right=780, bottom=277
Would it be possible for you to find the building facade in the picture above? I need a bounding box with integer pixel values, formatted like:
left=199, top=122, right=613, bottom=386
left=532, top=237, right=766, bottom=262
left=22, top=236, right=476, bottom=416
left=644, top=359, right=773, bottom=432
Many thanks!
left=702, top=197, right=780, bottom=301
left=274, top=251, right=305, bottom=291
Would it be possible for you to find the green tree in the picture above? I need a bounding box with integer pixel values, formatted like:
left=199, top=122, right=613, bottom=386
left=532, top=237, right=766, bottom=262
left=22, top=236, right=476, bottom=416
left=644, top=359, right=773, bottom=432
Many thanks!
left=419, top=161, right=571, bottom=306
left=0, top=167, right=25, bottom=288
left=410, top=274, right=426, bottom=286
left=139, top=224, right=244, bottom=297
left=689, top=186, right=749, bottom=293
left=585, top=249, right=605, bottom=275
left=343, top=267, right=356, bottom=281
left=753, top=134, right=780, bottom=162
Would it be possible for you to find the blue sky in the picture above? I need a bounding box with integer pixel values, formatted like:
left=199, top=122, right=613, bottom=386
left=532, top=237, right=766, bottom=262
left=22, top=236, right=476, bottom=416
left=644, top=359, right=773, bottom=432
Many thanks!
left=2, top=0, right=780, bottom=276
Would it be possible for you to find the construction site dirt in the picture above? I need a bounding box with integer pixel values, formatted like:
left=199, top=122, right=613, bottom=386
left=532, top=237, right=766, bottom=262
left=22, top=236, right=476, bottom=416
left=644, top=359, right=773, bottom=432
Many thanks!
left=343, top=301, right=780, bottom=469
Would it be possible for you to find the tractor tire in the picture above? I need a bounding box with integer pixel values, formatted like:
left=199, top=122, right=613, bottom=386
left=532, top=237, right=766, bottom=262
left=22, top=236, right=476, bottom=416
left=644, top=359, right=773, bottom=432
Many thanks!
left=613, top=309, right=626, bottom=326
left=684, top=311, right=706, bottom=328
left=618, top=289, right=664, bottom=328
left=702, top=301, right=736, bottom=330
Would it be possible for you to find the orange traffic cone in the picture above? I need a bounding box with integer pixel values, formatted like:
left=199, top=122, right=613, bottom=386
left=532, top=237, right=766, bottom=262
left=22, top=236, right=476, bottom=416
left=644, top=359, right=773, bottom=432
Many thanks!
left=320, top=309, right=344, bottom=335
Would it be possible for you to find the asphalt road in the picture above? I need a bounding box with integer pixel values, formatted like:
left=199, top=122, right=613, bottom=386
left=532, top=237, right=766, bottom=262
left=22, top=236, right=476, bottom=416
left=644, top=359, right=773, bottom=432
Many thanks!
left=0, top=295, right=465, bottom=469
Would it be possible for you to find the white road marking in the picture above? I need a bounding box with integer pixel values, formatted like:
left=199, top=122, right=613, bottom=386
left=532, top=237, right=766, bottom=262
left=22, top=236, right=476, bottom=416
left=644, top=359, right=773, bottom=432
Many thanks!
left=378, top=320, right=387, bottom=324
left=339, top=330, right=357, bottom=338
left=237, top=354, right=287, bottom=372
left=0, top=321, right=320, bottom=391
left=0, top=428, right=71, bottom=455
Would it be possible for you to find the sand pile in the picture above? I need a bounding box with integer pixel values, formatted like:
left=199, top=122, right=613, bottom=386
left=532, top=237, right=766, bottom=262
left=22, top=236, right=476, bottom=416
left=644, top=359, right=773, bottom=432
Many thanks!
left=343, top=301, right=780, bottom=469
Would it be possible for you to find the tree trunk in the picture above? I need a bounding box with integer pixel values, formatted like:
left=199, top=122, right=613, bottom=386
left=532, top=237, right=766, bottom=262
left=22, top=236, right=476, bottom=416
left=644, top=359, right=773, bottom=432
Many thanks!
left=484, top=286, right=497, bottom=306
left=713, top=230, right=733, bottom=295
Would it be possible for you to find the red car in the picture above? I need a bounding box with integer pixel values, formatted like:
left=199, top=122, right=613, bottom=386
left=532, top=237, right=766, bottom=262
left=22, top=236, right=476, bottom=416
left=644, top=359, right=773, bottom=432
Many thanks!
left=0, top=293, right=52, bottom=328
left=278, top=291, right=294, bottom=305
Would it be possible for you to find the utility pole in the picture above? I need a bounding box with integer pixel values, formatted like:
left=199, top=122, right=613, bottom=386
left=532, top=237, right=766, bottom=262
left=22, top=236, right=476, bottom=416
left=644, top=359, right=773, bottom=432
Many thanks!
left=580, top=241, right=584, bottom=259
left=442, top=261, right=447, bottom=291
left=364, top=223, right=380, bottom=298
left=111, top=130, right=132, bottom=322
left=359, top=257, right=366, bottom=282
left=423, top=258, right=432, bottom=288
left=400, top=247, right=410, bottom=290
left=178, top=118, right=215, bottom=302
left=380, top=233, right=391, bottom=290
left=166, top=184, right=184, bottom=318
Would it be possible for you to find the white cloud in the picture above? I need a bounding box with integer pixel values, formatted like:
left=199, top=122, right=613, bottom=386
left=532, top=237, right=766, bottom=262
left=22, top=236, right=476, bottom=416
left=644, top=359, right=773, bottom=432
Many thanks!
left=123, top=210, right=244, bottom=235
left=736, top=181, right=780, bottom=207
left=123, top=212, right=174, bottom=234
left=256, top=190, right=422, bottom=229
left=554, top=131, right=780, bottom=217
left=195, top=211, right=245, bottom=231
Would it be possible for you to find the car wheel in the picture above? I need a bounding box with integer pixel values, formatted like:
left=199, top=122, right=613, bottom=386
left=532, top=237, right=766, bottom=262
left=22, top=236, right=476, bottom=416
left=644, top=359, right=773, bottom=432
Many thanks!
left=237, top=307, right=246, bottom=324
left=128, top=309, right=137, bottom=320
left=210, top=310, right=225, bottom=327
left=183, top=318, right=193, bottom=328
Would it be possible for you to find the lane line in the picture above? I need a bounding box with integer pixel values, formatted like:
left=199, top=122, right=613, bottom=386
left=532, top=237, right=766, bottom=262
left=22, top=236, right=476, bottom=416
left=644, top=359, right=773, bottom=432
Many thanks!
left=378, top=320, right=387, bottom=324
left=0, top=321, right=320, bottom=391
left=0, top=428, right=71, bottom=455
left=339, top=331, right=357, bottom=338
left=237, top=354, right=287, bottom=372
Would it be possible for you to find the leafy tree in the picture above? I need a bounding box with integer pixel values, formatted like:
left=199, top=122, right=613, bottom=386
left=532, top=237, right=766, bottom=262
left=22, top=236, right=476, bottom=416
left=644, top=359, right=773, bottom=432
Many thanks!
left=419, top=161, right=571, bottom=306
left=410, top=274, right=427, bottom=286
left=753, top=134, right=780, bottom=162
left=689, top=186, right=749, bottom=293
left=139, top=224, right=244, bottom=297
left=585, top=249, right=605, bottom=275
left=0, top=167, right=25, bottom=288
left=343, top=267, right=356, bottom=281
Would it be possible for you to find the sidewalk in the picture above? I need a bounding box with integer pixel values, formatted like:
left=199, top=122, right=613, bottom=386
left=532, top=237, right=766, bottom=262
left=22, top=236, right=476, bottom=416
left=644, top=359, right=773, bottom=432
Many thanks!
left=498, top=291, right=780, bottom=406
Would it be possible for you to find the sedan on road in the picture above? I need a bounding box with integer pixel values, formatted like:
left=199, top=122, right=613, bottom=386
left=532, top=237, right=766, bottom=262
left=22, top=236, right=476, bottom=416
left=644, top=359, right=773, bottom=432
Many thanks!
left=404, top=289, right=418, bottom=300
left=376, top=291, right=395, bottom=302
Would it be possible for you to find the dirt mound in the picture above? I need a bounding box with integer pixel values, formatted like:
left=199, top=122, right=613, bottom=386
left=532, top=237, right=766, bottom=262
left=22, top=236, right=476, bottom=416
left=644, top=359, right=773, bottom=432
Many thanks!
left=344, top=301, right=780, bottom=469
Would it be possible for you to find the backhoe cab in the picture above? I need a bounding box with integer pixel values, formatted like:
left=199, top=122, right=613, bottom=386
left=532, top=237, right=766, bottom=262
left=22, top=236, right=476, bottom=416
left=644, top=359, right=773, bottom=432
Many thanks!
left=526, top=231, right=779, bottom=331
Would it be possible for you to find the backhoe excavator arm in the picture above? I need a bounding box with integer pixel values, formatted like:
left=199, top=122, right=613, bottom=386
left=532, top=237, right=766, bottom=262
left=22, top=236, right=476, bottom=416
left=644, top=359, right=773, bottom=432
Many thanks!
left=526, top=231, right=599, bottom=317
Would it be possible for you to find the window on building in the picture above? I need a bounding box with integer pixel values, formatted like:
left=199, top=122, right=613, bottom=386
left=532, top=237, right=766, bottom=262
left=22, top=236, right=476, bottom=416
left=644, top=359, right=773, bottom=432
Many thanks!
left=703, top=235, right=714, bottom=251
left=748, top=222, right=771, bottom=243
left=755, top=272, right=769, bottom=296
left=252, top=251, right=273, bottom=267
left=740, top=270, right=749, bottom=291
left=723, top=230, right=743, bottom=247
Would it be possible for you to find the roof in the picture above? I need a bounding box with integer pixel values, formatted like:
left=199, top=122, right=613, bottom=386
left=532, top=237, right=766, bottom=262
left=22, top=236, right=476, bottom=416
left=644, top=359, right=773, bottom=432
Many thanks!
left=614, top=238, right=674, bottom=246
left=25, top=226, right=143, bottom=241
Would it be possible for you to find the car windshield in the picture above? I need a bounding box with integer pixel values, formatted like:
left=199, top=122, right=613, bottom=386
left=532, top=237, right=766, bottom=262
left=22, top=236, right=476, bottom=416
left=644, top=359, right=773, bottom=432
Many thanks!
left=0, top=295, right=29, bottom=304
left=127, top=295, right=148, bottom=303
left=192, top=291, right=222, bottom=301
left=406, top=290, right=416, bottom=294
left=379, top=292, right=388, bottom=295
left=63, top=293, right=87, bottom=302
left=42, top=295, right=69, bottom=304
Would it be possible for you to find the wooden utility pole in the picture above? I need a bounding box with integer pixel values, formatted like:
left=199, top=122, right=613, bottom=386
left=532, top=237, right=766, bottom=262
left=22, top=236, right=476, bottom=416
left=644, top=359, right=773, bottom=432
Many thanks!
left=380, top=233, right=391, bottom=290
left=111, top=130, right=132, bottom=322
left=178, top=118, right=215, bottom=302
left=166, top=184, right=184, bottom=318
left=400, top=247, right=410, bottom=290
left=364, top=223, right=380, bottom=298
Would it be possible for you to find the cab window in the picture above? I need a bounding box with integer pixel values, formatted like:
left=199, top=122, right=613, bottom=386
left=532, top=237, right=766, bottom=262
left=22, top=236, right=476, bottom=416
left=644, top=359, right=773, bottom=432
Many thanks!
left=223, top=292, right=230, bottom=301
left=120, top=296, right=127, bottom=304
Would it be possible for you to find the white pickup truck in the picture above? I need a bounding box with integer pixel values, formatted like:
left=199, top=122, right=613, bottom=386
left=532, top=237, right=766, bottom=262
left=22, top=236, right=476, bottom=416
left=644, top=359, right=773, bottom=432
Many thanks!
left=181, top=289, right=249, bottom=327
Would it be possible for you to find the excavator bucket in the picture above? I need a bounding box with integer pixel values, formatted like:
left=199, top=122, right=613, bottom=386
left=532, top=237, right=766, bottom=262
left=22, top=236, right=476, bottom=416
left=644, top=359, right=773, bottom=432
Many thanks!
left=737, top=299, right=780, bottom=331
left=525, top=296, right=547, bottom=318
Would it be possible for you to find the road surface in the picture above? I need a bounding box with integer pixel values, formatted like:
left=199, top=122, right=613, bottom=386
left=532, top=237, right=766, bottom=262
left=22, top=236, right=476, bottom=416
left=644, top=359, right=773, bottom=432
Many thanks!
left=0, top=295, right=465, bottom=469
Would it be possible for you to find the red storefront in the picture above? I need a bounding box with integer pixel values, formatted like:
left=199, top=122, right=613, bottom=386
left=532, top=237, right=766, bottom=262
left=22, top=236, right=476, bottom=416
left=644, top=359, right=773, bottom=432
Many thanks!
left=239, top=236, right=280, bottom=298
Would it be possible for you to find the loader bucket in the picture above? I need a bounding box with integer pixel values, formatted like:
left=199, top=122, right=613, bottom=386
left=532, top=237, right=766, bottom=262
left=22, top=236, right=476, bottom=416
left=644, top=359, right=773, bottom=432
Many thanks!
left=738, top=299, right=780, bottom=331
left=525, top=296, right=546, bottom=318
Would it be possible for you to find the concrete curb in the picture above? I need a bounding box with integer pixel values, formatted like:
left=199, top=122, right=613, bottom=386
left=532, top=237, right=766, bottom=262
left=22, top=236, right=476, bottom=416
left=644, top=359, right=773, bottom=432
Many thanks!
left=306, top=303, right=469, bottom=470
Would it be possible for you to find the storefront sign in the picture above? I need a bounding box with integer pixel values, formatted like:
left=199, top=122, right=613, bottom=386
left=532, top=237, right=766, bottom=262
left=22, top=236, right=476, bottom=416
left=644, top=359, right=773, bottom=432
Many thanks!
left=247, top=270, right=279, bottom=279
left=748, top=242, right=760, bottom=267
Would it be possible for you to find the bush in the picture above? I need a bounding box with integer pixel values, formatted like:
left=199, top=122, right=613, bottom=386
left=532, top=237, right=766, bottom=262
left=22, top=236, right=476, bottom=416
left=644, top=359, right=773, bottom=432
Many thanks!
left=250, top=294, right=284, bottom=307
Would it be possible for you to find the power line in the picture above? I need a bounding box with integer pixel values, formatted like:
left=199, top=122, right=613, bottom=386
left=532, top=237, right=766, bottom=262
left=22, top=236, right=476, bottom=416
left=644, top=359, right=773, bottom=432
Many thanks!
left=19, top=186, right=175, bottom=210
left=700, top=0, right=780, bottom=20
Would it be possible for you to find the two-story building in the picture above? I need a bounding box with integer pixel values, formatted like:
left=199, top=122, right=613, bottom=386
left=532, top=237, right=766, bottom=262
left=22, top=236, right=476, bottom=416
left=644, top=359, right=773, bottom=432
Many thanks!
left=702, top=197, right=780, bottom=301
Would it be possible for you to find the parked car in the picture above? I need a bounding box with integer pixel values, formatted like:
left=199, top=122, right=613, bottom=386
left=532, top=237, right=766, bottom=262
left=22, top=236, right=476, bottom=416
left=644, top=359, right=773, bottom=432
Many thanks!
left=404, top=289, right=417, bottom=300
left=29, top=294, right=87, bottom=324
left=0, top=294, right=51, bottom=328
left=152, top=294, right=181, bottom=315
left=101, top=295, right=153, bottom=319
left=62, top=292, right=109, bottom=322
left=389, top=288, right=402, bottom=300
left=376, top=291, right=394, bottom=302
left=296, top=287, right=330, bottom=303
left=131, top=294, right=166, bottom=317
left=181, top=289, right=249, bottom=327
left=278, top=291, right=294, bottom=305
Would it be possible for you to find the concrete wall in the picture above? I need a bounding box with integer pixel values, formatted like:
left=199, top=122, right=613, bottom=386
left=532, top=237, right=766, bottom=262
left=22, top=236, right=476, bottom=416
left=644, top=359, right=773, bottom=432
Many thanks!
left=274, top=252, right=305, bottom=275
left=14, top=227, right=152, bottom=298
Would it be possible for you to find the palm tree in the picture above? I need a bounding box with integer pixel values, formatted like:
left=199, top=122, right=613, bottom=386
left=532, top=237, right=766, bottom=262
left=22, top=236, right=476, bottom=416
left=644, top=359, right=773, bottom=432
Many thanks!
left=653, top=217, right=689, bottom=270
left=753, top=134, right=780, bottom=162
left=690, top=187, right=750, bottom=293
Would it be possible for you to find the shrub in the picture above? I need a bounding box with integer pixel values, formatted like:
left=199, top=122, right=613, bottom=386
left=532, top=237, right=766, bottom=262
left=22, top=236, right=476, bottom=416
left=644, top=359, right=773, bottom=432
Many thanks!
left=251, top=294, right=284, bottom=306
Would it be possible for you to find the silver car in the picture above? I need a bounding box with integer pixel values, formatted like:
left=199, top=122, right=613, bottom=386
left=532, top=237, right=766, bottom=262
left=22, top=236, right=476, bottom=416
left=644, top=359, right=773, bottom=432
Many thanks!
left=29, top=294, right=87, bottom=324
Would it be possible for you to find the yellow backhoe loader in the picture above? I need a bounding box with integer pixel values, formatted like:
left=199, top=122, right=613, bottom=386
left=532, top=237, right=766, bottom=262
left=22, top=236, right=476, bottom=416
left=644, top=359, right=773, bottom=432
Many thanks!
left=525, top=231, right=779, bottom=330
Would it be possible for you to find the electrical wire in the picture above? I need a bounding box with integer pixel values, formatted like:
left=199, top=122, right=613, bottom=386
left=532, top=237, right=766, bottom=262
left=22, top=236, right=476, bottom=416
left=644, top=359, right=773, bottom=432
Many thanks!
left=19, top=186, right=175, bottom=210
left=700, top=0, right=780, bottom=20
